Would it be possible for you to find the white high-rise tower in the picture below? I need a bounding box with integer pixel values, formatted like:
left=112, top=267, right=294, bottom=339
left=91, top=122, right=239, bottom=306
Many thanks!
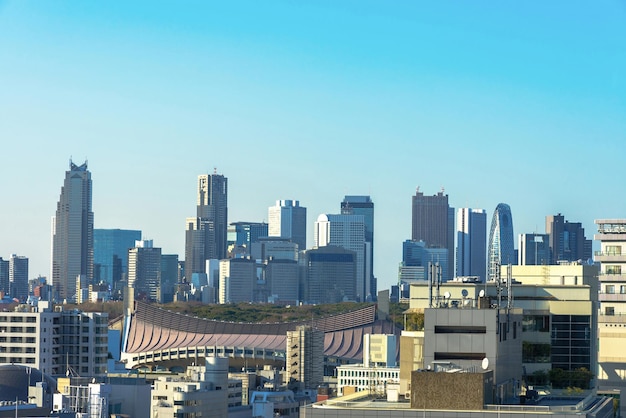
left=268, top=200, right=307, bottom=251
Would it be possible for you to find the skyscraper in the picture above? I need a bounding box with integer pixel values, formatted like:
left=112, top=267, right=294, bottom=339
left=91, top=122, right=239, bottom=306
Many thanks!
left=411, top=189, right=454, bottom=280
left=300, top=245, right=357, bottom=304
left=128, top=240, right=162, bottom=302
left=185, top=172, right=228, bottom=280
left=0, top=257, right=8, bottom=297
left=268, top=200, right=307, bottom=251
left=487, top=203, right=515, bottom=282
left=456, top=208, right=487, bottom=281
left=230, top=221, right=268, bottom=251
left=546, top=213, right=592, bottom=264
left=341, top=195, right=376, bottom=297
left=51, top=160, right=94, bottom=302
left=9, top=254, right=29, bottom=301
left=314, top=213, right=368, bottom=300
left=518, top=233, right=550, bottom=265
left=94, top=228, right=141, bottom=291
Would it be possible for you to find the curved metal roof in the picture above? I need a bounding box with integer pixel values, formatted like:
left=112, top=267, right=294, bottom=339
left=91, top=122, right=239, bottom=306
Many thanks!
left=124, top=302, right=400, bottom=362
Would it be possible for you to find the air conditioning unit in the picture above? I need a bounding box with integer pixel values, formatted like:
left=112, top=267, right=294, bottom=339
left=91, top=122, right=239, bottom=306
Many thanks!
left=404, top=392, right=411, bottom=400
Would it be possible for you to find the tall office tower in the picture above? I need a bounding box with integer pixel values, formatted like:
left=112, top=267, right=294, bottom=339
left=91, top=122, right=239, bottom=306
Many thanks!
left=487, top=203, right=515, bottom=282
left=518, top=233, right=550, bottom=265
left=315, top=213, right=369, bottom=301
left=266, top=259, right=299, bottom=304
left=230, top=221, right=269, bottom=252
left=400, top=240, right=449, bottom=284
left=300, top=246, right=356, bottom=304
left=286, top=326, right=324, bottom=392
left=0, top=257, right=8, bottom=296
left=128, top=240, right=162, bottom=302
left=268, top=200, right=307, bottom=251
left=594, top=219, right=626, bottom=415
left=341, top=195, right=377, bottom=298
left=455, top=208, right=487, bottom=281
left=251, top=237, right=299, bottom=262
left=218, top=258, right=256, bottom=303
left=9, top=254, right=29, bottom=301
left=411, top=189, right=454, bottom=281
left=160, top=254, right=179, bottom=303
left=546, top=213, right=592, bottom=264
left=51, top=160, right=94, bottom=302
left=93, top=229, right=141, bottom=290
left=184, top=172, right=228, bottom=280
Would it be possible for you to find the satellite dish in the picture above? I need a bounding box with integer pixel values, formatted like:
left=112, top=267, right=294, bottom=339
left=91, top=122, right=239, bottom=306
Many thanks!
left=479, top=289, right=485, bottom=298
left=444, top=291, right=451, bottom=299
left=461, top=289, right=468, bottom=298
left=481, top=357, right=489, bottom=370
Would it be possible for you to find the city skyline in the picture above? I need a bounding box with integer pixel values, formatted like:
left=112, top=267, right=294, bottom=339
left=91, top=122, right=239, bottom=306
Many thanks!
left=1, top=2, right=624, bottom=292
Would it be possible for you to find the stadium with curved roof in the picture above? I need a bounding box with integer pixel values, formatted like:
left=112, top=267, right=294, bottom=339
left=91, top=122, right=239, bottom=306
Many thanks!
left=121, top=301, right=400, bottom=370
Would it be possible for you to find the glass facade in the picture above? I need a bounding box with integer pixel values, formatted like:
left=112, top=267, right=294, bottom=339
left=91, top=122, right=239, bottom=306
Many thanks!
left=488, top=203, right=515, bottom=282
left=94, top=229, right=141, bottom=290
left=551, top=314, right=591, bottom=370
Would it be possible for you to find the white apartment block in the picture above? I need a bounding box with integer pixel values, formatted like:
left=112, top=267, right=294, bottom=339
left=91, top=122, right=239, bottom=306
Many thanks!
left=0, top=301, right=108, bottom=377
left=594, top=219, right=626, bottom=415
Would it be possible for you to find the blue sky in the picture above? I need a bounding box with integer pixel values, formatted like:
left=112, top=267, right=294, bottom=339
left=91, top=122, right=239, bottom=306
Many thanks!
left=1, top=1, right=625, bottom=292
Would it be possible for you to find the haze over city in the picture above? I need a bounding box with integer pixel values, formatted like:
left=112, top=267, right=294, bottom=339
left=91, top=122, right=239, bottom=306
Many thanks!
left=1, top=1, right=624, bottom=292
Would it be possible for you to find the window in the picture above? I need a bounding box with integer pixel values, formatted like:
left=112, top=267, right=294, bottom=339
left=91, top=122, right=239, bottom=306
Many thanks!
left=621, top=286, right=626, bottom=295
left=606, top=245, right=622, bottom=255
left=606, top=285, right=615, bottom=294
left=606, top=265, right=622, bottom=275
left=605, top=307, right=615, bottom=316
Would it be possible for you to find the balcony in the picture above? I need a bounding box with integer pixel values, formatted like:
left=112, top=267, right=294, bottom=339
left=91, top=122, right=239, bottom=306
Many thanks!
left=598, top=314, right=626, bottom=324
left=599, top=293, right=626, bottom=302
left=599, top=273, right=626, bottom=282
left=594, top=251, right=626, bottom=263
left=595, top=233, right=626, bottom=241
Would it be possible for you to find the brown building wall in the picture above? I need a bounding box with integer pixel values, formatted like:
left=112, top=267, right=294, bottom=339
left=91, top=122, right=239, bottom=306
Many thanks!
left=410, top=370, right=493, bottom=410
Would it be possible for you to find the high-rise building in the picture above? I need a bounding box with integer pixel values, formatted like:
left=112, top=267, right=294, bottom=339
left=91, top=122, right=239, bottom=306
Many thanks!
left=93, top=229, right=141, bottom=291
left=546, top=213, right=592, bottom=264
left=518, top=233, right=550, bottom=265
left=251, top=237, right=299, bottom=262
left=594, top=219, right=626, bottom=414
left=0, top=301, right=108, bottom=377
left=300, top=245, right=356, bottom=304
left=268, top=200, right=307, bottom=251
left=286, top=326, right=324, bottom=392
left=128, top=240, right=162, bottom=302
left=411, top=189, right=454, bottom=281
left=185, top=172, right=228, bottom=280
left=315, top=213, right=369, bottom=300
left=51, top=160, right=94, bottom=302
left=341, top=195, right=377, bottom=298
left=0, top=257, right=9, bottom=297
left=219, top=258, right=256, bottom=303
left=265, top=259, right=299, bottom=304
left=455, top=208, right=487, bottom=281
left=487, top=203, right=515, bottom=282
left=9, top=254, right=28, bottom=301
left=160, top=254, right=179, bottom=303
left=230, top=221, right=268, bottom=255
left=400, top=240, right=449, bottom=284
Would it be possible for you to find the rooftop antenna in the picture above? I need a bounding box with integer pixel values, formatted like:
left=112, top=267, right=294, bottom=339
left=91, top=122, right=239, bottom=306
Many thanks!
left=213, top=167, right=217, bottom=174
